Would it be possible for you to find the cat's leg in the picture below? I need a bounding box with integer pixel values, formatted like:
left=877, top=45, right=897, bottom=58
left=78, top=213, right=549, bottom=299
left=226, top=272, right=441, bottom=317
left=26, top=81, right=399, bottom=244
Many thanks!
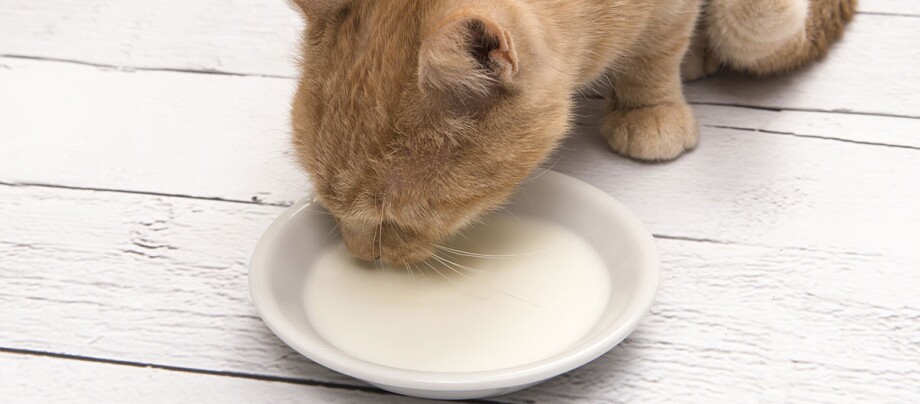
left=602, top=6, right=700, bottom=161
left=681, top=21, right=720, bottom=81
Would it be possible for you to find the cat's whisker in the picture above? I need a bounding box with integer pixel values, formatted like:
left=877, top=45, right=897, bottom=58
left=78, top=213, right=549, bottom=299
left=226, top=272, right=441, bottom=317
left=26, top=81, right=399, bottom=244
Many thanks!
left=431, top=255, right=545, bottom=309
left=404, top=261, right=416, bottom=286
left=420, top=258, right=453, bottom=285
left=343, top=190, right=368, bottom=218
left=318, top=220, right=341, bottom=245
left=414, top=261, right=429, bottom=281
left=435, top=248, right=526, bottom=260
left=431, top=253, right=546, bottom=286
left=300, top=208, right=335, bottom=216
left=430, top=244, right=556, bottom=259
left=371, top=194, right=383, bottom=274
left=521, top=150, right=567, bottom=185
left=432, top=254, right=490, bottom=275
left=453, top=227, right=472, bottom=241
left=498, top=206, right=519, bottom=220
left=430, top=255, right=472, bottom=280
left=380, top=223, right=388, bottom=275
left=521, top=188, right=536, bottom=213
left=373, top=220, right=383, bottom=274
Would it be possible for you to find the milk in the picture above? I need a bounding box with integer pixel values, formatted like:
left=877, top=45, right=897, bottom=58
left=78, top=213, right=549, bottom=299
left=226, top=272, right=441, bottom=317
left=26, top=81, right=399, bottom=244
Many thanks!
left=302, top=215, right=611, bottom=372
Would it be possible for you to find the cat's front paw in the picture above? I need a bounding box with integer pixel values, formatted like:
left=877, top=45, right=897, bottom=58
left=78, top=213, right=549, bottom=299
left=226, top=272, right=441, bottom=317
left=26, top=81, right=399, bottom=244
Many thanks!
left=601, top=102, right=699, bottom=161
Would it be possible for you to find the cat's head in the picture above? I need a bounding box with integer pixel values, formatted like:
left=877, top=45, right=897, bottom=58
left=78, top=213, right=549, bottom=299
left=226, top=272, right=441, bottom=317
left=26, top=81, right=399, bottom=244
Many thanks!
left=290, top=0, right=570, bottom=263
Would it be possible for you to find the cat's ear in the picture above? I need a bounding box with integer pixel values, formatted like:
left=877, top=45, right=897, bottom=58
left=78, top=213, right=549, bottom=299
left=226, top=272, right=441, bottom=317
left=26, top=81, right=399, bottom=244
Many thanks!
left=418, top=16, right=519, bottom=107
left=289, top=0, right=343, bottom=20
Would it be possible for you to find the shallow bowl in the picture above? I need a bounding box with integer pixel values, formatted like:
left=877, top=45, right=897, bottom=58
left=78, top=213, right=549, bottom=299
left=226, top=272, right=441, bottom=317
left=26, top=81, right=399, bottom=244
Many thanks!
left=249, top=171, right=659, bottom=400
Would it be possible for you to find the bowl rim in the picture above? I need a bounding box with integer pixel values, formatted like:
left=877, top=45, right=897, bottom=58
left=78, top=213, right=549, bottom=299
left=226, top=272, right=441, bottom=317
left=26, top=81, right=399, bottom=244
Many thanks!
left=249, top=170, right=660, bottom=392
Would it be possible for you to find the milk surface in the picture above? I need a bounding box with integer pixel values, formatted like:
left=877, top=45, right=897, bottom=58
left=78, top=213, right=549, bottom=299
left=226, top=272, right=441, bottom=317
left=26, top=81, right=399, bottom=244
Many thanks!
left=303, top=215, right=611, bottom=372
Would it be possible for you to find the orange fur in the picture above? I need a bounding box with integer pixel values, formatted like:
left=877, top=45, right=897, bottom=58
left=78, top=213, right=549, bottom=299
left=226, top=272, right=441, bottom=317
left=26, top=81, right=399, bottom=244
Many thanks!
left=289, top=0, right=854, bottom=263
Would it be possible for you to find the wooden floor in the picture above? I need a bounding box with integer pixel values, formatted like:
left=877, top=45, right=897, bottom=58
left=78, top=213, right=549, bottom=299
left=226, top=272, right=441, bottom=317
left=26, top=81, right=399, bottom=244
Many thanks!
left=2, top=1, right=918, bottom=402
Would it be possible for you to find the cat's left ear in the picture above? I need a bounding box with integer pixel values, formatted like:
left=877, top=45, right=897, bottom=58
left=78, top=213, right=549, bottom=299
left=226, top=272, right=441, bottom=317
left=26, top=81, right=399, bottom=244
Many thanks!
left=418, top=16, right=519, bottom=103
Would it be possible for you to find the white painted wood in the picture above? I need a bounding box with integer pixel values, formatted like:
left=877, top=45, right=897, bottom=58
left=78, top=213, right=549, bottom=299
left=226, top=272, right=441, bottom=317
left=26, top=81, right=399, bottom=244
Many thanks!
left=0, top=185, right=349, bottom=385
left=0, top=0, right=302, bottom=77
left=1, top=185, right=917, bottom=402
left=861, top=0, right=920, bottom=15
left=2, top=58, right=918, bottom=257
left=0, top=352, right=423, bottom=404
left=2, top=0, right=919, bottom=402
left=554, top=121, right=920, bottom=258
left=0, top=57, right=309, bottom=206
left=0, top=1, right=917, bottom=116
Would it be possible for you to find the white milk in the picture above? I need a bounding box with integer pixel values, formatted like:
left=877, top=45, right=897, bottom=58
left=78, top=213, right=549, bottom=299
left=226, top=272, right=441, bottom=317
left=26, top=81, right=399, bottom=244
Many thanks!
left=302, top=215, right=611, bottom=372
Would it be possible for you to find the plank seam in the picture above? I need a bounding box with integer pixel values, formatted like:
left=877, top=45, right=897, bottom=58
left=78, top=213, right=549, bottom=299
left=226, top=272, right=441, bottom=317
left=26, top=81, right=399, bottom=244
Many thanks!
left=702, top=125, right=920, bottom=151
left=0, top=54, right=295, bottom=80
left=0, top=292, right=262, bottom=322
left=578, top=96, right=920, bottom=121
left=652, top=234, right=883, bottom=259
left=0, top=346, right=511, bottom=404
left=0, top=180, right=291, bottom=207
left=688, top=101, right=920, bottom=120
left=0, top=179, right=882, bottom=258
left=3, top=55, right=918, bottom=121
left=857, top=11, right=920, bottom=18
left=652, top=234, right=737, bottom=246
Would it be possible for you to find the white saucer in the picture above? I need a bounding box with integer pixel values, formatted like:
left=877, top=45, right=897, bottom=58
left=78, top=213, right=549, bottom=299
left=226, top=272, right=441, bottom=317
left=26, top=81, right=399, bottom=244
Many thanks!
left=249, top=171, right=659, bottom=400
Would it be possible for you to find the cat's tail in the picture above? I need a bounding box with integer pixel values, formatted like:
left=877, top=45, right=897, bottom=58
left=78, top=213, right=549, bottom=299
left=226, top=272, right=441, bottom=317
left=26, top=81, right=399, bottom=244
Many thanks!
left=703, top=0, right=857, bottom=76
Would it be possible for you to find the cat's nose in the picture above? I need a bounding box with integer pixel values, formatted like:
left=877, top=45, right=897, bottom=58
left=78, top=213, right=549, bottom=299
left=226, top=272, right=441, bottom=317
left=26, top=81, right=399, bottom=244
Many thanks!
left=339, top=220, right=379, bottom=262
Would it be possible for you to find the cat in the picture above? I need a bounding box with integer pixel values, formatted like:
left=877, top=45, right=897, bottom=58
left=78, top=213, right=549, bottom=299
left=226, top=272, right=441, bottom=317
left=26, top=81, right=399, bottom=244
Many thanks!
left=289, top=0, right=856, bottom=263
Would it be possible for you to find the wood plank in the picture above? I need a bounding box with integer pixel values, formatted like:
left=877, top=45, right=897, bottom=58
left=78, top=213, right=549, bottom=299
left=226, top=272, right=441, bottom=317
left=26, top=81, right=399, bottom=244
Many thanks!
left=2, top=58, right=918, bottom=257
left=0, top=0, right=302, bottom=77
left=0, top=58, right=308, bottom=206
left=1, top=1, right=917, bottom=116
left=1, top=185, right=917, bottom=402
left=555, top=119, right=920, bottom=257
left=0, top=186, right=345, bottom=385
left=0, top=352, right=420, bottom=404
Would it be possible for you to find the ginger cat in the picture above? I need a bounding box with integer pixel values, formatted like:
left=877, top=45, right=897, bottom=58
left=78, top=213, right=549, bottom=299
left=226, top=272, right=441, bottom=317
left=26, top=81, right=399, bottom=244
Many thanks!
left=289, top=0, right=856, bottom=263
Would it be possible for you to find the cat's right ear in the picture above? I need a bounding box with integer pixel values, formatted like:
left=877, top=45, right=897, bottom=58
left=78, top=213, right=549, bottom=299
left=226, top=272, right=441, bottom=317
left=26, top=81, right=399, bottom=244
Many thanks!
left=417, top=16, right=519, bottom=111
left=289, top=0, right=343, bottom=20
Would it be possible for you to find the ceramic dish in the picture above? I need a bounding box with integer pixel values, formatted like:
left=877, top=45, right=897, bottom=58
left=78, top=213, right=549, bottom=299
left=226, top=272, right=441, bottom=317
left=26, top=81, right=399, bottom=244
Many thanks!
left=249, top=171, right=659, bottom=399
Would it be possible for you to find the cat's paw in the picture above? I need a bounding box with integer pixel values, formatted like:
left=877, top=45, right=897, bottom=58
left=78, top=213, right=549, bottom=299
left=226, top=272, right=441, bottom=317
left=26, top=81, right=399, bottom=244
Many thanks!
left=601, top=102, right=699, bottom=161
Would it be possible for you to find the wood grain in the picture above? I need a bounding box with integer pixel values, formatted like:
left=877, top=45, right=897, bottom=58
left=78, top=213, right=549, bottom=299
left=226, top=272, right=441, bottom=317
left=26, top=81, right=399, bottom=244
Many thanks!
left=0, top=352, right=423, bottom=404
left=1, top=185, right=916, bottom=402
